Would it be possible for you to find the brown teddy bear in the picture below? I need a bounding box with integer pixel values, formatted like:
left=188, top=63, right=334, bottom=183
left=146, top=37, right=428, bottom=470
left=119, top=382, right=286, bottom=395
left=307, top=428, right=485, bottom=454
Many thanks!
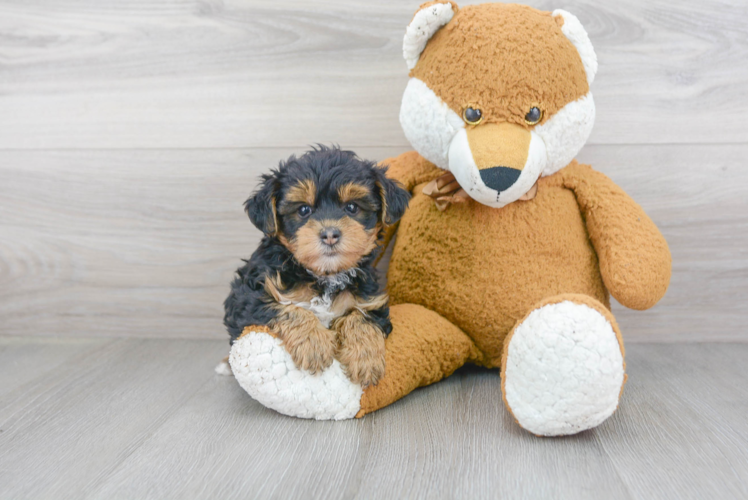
left=228, top=1, right=671, bottom=436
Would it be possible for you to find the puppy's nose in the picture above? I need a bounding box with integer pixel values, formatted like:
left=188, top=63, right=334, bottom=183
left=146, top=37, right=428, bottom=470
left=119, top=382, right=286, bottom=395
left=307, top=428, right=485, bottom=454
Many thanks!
left=320, top=227, right=341, bottom=246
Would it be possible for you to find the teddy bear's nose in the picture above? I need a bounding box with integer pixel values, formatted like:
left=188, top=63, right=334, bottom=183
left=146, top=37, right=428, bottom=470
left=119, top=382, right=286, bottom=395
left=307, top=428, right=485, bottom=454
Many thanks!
left=479, top=166, right=522, bottom=192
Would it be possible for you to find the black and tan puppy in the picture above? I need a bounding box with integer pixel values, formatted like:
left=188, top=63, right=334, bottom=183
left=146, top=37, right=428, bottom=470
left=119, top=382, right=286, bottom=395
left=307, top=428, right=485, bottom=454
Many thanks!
left=223, top=146, right=410, bottom=387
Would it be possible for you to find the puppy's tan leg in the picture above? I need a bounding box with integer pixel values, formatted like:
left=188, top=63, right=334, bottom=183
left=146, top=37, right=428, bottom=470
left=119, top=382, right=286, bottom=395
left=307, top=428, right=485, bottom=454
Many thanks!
left=333, top=310, right=386, bottom=388
left=271, top=306, right=337, bottom=374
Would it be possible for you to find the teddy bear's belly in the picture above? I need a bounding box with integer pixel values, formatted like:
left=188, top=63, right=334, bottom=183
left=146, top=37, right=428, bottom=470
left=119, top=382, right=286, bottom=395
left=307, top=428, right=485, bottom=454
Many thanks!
left=387, top=183, right=608, bottom=366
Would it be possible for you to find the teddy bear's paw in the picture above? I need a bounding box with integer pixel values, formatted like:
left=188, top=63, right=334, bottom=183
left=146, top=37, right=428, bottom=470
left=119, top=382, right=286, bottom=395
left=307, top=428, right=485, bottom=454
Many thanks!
left=229, top=331, right=363, bottom=420
left=502, top=300, right=625, bottom=436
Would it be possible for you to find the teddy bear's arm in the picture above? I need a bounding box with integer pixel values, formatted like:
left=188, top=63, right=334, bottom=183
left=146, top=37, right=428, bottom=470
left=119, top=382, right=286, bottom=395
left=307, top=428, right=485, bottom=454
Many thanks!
left=380, top=151, right=445, bottom=193
left=375, top=151, right=445, bottom=263
left=563, top=162, right=672, bottom=310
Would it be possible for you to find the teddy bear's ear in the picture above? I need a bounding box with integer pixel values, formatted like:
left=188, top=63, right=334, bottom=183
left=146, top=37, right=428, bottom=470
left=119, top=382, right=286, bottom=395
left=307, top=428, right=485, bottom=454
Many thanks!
left=553, top=10, right=598, bottom=86
left=403, top=1, right=458, bottom=70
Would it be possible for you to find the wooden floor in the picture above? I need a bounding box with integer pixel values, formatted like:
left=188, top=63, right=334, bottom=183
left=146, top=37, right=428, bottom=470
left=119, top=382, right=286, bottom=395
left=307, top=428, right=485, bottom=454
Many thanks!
left=0, top=337, right=747, bottom=500
left=2, top=0, right=748, bottom=498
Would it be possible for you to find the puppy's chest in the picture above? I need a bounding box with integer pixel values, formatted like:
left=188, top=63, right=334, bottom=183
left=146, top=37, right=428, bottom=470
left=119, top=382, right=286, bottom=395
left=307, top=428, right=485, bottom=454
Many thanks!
left=278, top=287, right=357, bottom=328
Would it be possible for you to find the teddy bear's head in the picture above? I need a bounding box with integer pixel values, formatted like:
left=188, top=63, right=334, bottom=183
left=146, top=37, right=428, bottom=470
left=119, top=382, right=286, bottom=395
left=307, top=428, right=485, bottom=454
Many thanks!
left=400, top=1, right=597, bottom=208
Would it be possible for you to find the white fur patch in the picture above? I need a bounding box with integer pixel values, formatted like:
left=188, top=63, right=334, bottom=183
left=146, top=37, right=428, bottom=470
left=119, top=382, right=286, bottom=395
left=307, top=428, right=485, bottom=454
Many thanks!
left=446, top=129, right=492, bottom=202
left=229, top=331, right=363, bottom=420
left=215, top=360, right=232, bottom=376
left=274, top=268, right=358, bottom=328
left=400, top=78, right=463, bottom=170
left=281, top=295, right=336, bottom=328
left=535, top=92, right=596, bottom=176
left=503, top=301, right=625, bottom=436
left=403, top=2, right=455, bottom=70
left=553, top=10, right=598, bottom=85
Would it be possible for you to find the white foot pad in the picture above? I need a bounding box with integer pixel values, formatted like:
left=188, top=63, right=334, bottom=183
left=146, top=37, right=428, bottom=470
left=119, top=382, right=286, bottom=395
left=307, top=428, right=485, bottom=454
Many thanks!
left=229, top=331, right=362, bottom=420
left=503, top=301, right=625, bottom=436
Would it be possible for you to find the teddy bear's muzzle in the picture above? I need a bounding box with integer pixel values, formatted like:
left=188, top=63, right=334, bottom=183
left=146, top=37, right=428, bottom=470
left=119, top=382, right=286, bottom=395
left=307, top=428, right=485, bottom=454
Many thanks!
left=467, top=122, right=532, bottom=193
left=448, top=121, right=547, bottom=209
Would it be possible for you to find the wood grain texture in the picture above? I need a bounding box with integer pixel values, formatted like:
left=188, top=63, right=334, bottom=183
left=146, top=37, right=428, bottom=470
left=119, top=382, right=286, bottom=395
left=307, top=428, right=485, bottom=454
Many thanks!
left=0, top=336, right=109, bottom=398
left=1, top=145, right=746, bottom=341
left=0, top=0, right=746, bottom=148
left=1, top=338, right=747, bottom=499
left=0, top=147, right=393, bottom=340
left=597, top=343, right=748, bottom=499
left=0, top=338, right=227, bottom=500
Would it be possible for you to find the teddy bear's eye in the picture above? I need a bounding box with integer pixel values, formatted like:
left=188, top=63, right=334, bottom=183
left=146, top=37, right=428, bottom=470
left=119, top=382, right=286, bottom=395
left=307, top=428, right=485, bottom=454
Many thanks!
left=463, top=107, right=483, bottom=125
left=524, top=107, right=543, bottom=125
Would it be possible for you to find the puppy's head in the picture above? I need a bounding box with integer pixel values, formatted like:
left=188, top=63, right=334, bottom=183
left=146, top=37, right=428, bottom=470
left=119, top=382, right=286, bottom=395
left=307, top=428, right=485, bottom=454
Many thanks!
left=245, top=146, right=410, bottom=275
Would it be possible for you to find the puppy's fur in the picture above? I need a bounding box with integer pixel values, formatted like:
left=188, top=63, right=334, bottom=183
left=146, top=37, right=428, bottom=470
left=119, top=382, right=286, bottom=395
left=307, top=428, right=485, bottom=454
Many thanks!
left=224, top=146, right=410, bottom=386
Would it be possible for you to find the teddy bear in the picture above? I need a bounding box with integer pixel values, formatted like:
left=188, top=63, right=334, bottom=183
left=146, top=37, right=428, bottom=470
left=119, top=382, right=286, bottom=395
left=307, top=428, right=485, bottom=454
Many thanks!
left=228, top=1, right=672, bottom=436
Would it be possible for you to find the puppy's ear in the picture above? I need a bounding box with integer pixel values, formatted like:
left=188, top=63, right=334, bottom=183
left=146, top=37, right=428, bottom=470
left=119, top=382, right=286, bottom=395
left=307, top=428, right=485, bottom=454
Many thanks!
left=374, top=166, right=410, bottom=226
left=244, top=173, right=280, bottom=236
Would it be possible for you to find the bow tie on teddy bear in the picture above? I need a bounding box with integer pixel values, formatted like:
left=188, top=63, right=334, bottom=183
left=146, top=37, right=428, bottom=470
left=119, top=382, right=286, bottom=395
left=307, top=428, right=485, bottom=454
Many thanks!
left=422, top=172, right=538, bottom=211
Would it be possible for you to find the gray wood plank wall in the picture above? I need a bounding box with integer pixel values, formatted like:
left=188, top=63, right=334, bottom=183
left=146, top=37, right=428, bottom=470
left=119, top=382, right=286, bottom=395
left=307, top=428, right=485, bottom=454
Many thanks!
left=1, top=0, right=747, bottom=342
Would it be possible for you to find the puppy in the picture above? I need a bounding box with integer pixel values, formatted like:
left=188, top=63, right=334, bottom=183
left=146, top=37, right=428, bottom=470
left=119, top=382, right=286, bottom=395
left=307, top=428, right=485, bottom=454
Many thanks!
left=223, top=146, right=410, bottom=387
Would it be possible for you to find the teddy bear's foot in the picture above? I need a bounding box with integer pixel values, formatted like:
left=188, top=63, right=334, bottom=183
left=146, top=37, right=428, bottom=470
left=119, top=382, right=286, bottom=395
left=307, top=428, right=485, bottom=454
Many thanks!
left=229, top=329, right=363, bottom=420
left=501, top=296, right=626, bottom=436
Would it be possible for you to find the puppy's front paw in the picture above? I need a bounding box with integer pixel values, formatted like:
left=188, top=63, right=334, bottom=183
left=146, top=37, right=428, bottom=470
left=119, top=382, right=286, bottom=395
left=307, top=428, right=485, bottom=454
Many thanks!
left=334, top=311, right=386, bottom=387
left=338, top=342, right=386, bottom=388
left=281, top=323, right=337, bottom=375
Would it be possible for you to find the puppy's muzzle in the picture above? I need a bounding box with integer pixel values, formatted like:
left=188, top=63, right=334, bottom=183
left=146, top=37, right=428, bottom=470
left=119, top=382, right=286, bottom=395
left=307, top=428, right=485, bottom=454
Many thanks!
left=320, top=227, right=341, bottom=247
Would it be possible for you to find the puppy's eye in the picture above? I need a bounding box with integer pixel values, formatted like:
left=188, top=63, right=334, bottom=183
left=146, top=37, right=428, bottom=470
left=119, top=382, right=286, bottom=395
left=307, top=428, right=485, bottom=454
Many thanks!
left=344, top=202, right=359, bottom=215
left=463, top=107, right=483, bottom=125
left=297, top=205, right=312, bottom=218
left=524, top=107, right=543, bottom=125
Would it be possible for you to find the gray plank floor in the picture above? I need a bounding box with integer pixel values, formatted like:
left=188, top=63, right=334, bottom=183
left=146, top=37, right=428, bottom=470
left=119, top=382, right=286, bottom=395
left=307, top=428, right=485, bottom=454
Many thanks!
left=1, top=337, right=747, bottom=500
